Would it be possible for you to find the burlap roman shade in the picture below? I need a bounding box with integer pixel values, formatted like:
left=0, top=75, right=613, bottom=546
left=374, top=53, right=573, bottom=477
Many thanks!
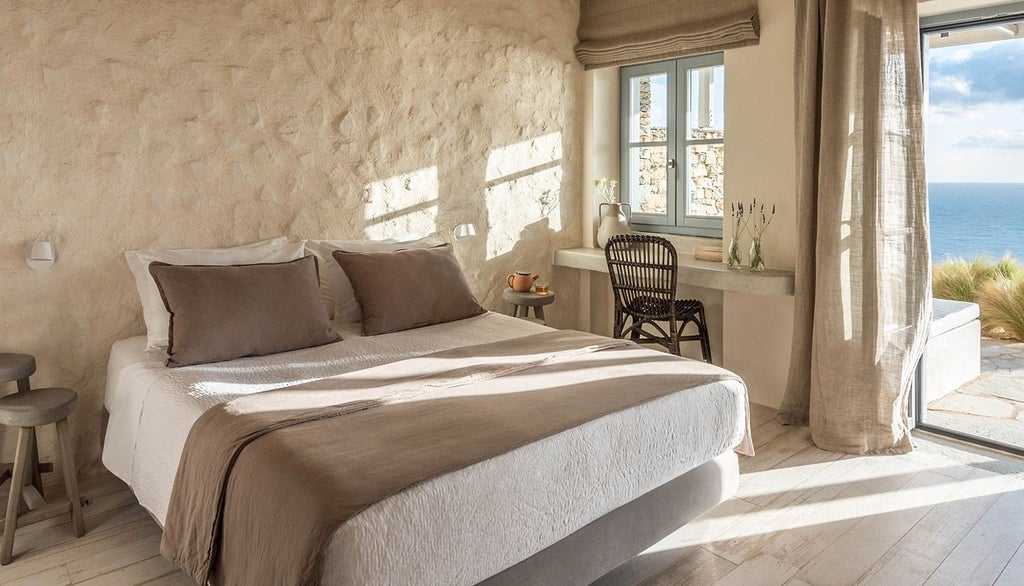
left=575, top=0, right=760, bottom=69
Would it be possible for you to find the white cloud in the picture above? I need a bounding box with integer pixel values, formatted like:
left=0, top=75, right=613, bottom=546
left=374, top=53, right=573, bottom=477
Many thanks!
left=928, top=103, right=984, bottom=123
left=955, top=128, right=1024, bottom=150
left=927, top=38, right=1024, bottom=106
left=933, top=47, right=975, bottom=64
left=931, top=74, right=971, bottom=97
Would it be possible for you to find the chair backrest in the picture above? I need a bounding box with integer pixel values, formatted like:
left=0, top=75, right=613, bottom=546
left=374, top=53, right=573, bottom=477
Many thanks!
left=604, top=234, right=678, bottom=318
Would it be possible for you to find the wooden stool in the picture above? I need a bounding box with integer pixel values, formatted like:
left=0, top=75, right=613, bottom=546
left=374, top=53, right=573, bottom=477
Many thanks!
left=0, top=387, right=84, bottom=565
left=0, top=354, right=50, bottom=496
left=503, top=288, right=556, bottom=325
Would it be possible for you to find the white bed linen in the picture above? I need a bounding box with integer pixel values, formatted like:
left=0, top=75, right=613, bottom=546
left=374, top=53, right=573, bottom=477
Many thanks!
left=101, top=312, right=748, bottom=586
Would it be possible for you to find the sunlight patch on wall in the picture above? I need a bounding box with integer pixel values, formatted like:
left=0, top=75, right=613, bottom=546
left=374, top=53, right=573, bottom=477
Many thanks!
left=485, top=132, right=562, bottom=181
left=484, top=133, right=564, bottom=259
left=363, top=166, right=438, bottom=241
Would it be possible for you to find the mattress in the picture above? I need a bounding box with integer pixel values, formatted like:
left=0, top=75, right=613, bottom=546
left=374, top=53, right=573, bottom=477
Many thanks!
left=102, top=312, right=749, bottom=585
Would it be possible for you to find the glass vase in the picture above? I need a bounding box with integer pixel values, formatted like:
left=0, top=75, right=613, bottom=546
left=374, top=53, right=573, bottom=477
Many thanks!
left=726, top=236, right=742, bottom=269
left=749, top=237, right=765, bottom=272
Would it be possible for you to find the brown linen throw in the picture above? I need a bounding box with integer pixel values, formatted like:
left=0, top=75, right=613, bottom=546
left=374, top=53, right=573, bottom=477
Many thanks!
left=161, top=330, right=748, bottom=585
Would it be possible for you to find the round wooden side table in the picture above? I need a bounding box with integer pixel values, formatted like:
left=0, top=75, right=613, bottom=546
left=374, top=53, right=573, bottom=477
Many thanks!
left=503, top=288, right=555, bottom=325
left=0, top=354, right=49, bottom=496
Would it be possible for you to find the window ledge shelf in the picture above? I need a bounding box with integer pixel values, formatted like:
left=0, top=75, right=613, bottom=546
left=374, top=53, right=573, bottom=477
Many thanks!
left=554, top=247, right=795, bottom=296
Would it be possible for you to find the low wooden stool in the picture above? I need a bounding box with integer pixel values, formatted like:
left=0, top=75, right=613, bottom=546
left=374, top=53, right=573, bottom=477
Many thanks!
left=0, top=354, right=50, bottom=495
left=0, top=387, right=85, bottom=565
left=503, top=288, right=556, bottom=325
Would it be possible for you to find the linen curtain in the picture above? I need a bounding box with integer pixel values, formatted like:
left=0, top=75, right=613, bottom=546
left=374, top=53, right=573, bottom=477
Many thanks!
left=778, top=0, right=932, bottom=454
left=575, top=0, right=759, bottom=69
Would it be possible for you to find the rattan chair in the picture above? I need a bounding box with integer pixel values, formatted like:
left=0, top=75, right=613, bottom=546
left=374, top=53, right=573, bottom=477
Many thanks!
left=604, top=234, right=712, bottom=361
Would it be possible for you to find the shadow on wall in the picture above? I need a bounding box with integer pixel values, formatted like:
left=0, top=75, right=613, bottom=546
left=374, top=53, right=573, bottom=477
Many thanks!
left=359, top=131, right=577, bottom=319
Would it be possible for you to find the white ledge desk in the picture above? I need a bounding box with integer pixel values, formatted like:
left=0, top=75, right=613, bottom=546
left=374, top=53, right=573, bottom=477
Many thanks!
left=553, top=248, right=795, bottom=296
left=556, top=246, right=796, bottom=408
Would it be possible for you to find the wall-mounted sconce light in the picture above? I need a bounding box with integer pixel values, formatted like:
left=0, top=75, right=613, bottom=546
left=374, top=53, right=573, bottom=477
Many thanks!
left=453, top=223, right=477, bottom=242
left=26, top=239, right=55, bottom=271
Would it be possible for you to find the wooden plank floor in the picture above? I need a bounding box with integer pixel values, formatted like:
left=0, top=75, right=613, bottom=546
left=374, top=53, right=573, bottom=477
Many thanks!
left=2, top=404, right=1024, bottom=585
left=0, top=473, right=187, bottom=585
left=597, top=404, right=1024, bottom=586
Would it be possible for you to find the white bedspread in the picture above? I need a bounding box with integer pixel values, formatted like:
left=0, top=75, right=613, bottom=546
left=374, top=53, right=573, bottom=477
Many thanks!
left=102, top=312, right=748, bottom=585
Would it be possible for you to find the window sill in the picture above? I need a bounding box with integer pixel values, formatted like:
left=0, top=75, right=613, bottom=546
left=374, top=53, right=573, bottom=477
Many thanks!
left=554, top=247, right=794, bottom=296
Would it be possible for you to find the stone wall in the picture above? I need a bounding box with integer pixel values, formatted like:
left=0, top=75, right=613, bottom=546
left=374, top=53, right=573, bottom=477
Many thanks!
left=689, top=129, right=725, bottom=217
left=636, top=79, right=668, bottom=214
left=637, top=127, right=670, bottom=214
left=0, top=0, right=582, bottom=474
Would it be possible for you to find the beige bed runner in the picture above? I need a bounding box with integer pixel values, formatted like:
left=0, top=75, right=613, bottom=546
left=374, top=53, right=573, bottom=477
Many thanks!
left=160, top=330, right=748, bottom=585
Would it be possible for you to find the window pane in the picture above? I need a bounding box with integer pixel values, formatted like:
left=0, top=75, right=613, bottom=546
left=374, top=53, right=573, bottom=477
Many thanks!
left=686, top=144, right=724, bottom=217
left=629, top=73, right=668, bottom=143
left=687, top=64, right=724, bottom=140
left=629, top=145, right=668, bottom=215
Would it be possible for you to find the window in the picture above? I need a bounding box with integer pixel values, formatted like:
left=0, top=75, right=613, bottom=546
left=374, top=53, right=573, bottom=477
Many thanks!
left=620, top=54, right=725, bottom=238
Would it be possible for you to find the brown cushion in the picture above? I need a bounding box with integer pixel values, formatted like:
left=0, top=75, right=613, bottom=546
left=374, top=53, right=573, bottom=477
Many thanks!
left=332, top=244, right=486, bottom=335
left=149, top=256, right=340, bottom=367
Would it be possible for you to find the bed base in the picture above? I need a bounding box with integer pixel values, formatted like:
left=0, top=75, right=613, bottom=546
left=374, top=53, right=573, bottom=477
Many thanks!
left=140, top=451, right=736, bottom=585
left=481, top=451, right=739, bottom=586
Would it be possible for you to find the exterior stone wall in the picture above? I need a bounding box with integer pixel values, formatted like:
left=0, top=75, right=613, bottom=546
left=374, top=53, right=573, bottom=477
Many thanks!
left=689, top=129, right=725, bottom=217
left=638, top=132, right=669, bottom=214
left=0, top=0, right=582, bottom=473
left=636, top=79, right=668, bottom=214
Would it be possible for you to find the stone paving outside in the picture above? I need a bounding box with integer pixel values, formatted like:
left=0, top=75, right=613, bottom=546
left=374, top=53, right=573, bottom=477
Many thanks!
left=928, top=338, right=1024, bottom=447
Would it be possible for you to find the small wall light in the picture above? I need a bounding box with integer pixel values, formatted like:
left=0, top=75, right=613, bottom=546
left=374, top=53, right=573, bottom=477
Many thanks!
left=453, top=223, right=477, bottom=242
left=26, top=239, right=55, bottom=271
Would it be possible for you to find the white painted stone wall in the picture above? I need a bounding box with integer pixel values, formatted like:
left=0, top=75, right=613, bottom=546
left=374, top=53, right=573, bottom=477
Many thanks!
left=0, top=0, right=583, bottom=473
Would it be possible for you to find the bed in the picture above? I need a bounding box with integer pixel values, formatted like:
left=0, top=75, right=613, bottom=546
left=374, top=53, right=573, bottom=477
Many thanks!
left=102, top=311, right=750, bottom=585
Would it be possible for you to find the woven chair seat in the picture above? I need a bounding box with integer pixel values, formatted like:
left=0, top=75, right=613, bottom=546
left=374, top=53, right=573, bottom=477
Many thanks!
left=626, top=296, right=704, bottom=320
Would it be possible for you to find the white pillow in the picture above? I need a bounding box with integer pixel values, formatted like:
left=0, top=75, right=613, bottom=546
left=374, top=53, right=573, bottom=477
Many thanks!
left=125, top=238, right=306, bottom=350
left=305, top=236, right=444, bottom=323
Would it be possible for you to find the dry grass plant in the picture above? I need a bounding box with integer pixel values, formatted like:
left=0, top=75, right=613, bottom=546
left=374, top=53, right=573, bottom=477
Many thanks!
left=934, top=255, right=1024, bottom=341
left=932, top=257, right=999, bottom=302
left=994, top=256, right=1022, bottom=281
left=978, top=276, right=1024, bottom=341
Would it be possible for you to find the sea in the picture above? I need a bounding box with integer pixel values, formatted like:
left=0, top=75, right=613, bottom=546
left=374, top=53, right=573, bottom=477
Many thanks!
left=929, top=183, right=1024, bottom=263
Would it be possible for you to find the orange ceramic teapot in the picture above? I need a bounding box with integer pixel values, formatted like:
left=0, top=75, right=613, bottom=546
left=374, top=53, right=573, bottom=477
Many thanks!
left=507, top=271, right=540, bottom=292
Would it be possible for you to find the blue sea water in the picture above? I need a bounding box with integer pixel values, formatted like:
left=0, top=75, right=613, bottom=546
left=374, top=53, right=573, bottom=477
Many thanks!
left=929, top=183, right=1024, bottom=263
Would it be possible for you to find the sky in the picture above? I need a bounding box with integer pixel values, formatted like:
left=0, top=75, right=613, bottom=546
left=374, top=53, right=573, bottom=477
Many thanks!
left=926, top=35, right=1024, bottom=183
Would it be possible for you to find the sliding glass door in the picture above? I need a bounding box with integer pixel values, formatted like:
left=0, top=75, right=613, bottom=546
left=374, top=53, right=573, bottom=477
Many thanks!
left=916, top=6, right=1024, bottom=455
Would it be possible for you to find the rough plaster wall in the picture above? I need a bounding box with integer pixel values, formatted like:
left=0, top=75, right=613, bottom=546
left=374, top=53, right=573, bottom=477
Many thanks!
left=0, top=0, right=583, bottom=475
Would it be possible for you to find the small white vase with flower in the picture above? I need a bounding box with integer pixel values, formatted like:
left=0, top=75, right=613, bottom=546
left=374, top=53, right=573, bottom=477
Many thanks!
left=595, top=177, right=631, bottom=248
